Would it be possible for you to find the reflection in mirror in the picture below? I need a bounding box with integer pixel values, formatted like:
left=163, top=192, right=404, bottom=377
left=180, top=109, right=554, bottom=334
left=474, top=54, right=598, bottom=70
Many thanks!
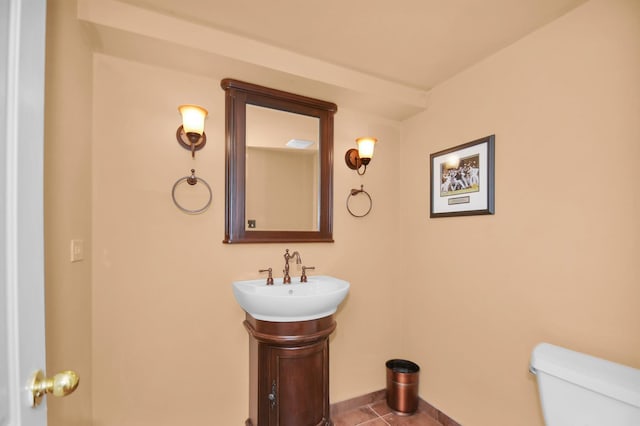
left=221, top=79, right=337, bottom=244
left=245, top=105, right=319, bottom=231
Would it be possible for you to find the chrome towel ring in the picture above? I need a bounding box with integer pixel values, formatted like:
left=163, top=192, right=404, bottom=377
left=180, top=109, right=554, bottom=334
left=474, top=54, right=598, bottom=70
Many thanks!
left=172, top=169, right=212, bottom=214
left=346, top=185, right=372, bottom=217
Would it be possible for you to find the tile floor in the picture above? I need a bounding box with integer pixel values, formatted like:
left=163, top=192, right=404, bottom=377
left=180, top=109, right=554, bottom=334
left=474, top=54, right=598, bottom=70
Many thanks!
left=332, top=399, right=444, bottom=426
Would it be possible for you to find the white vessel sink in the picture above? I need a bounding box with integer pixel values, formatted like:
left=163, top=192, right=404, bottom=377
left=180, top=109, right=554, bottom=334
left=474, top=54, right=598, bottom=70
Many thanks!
left=232, top=275, right=350, bottom=322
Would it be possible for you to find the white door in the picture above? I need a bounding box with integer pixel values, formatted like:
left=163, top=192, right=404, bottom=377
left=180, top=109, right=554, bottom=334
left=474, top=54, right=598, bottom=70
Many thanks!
left=1, top=0, right=48, bottom=425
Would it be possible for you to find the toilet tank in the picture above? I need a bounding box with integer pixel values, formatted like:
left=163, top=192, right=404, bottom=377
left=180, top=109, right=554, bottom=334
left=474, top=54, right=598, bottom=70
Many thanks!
left=530, top=343, right=640, bottom=426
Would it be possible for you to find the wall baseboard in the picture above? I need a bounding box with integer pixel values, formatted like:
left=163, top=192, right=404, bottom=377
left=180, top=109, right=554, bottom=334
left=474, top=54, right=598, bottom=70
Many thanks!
left=330, top=389, right=462, bottom=426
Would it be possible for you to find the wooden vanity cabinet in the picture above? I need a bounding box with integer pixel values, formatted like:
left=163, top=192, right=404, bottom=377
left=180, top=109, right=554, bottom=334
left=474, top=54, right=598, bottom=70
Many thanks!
left=244, top=314, right=336, bottom=426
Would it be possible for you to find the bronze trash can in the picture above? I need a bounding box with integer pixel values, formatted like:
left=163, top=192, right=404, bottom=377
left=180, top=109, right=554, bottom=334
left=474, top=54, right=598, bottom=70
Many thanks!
left=386, top=359, right=420, bottom=415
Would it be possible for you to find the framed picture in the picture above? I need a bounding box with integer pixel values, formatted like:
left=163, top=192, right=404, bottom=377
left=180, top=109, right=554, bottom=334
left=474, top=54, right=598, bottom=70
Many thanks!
left=430, top=135, right=495, bottom=218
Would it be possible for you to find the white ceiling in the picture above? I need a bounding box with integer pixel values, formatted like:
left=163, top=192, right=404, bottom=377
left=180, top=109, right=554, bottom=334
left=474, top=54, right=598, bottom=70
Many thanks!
left=83, top=0, right=589, bottom=119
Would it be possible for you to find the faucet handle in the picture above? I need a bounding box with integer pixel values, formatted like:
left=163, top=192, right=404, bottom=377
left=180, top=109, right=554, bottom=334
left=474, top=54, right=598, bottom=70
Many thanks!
left=300, top=266, right=315, bottom=283
left=259, top=268, right=274, bottom=285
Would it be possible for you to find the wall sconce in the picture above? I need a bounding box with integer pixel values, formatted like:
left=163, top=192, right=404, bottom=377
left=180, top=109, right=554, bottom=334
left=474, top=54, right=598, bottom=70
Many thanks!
left=176, top=104, right=208, bottom=158
left=345, top=137, right=377, bottom=175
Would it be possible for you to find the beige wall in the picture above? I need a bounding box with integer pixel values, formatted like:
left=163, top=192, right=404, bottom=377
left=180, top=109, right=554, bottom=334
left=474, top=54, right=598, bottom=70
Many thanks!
left=89, top=54, right=402, bottom=425
left=44, top=0, right=94, bottom=424
left=44, top=0, right=640, bottom=425
left=399, top=0, right=640, bottom=425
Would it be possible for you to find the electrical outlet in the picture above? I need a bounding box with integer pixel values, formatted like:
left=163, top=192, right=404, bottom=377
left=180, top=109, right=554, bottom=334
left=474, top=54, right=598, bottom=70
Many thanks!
left=70, top=239, right=84, bottom=262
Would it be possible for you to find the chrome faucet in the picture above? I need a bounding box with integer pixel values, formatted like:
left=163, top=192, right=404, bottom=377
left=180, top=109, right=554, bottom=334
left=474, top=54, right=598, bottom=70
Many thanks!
left=283, top=249, right=302, bottom=284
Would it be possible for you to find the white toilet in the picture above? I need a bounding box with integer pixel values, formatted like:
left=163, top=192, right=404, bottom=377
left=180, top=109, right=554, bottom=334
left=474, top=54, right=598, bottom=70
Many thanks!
left=530, top=343, right=640, bottom=425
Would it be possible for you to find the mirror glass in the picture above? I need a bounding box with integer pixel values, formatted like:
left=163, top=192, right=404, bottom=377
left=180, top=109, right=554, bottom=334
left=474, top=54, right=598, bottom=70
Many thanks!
left=221, top=79, right=337, bottom=243
left=245, top=105, right=319, bottom=231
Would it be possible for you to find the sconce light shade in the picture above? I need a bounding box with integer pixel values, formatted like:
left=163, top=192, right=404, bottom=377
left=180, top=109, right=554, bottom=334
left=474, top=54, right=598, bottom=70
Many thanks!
left=345, top=136, right=377, bottom=175
left=177, top=104, right=208, bottom=157
left=356, top=137, right=376, bottom=164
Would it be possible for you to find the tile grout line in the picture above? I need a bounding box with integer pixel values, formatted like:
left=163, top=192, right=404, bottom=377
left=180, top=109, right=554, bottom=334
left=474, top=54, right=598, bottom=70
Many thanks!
left=367, top=403, right=391, bottom=426
left=334, top=397, right=451, bottom=426
left=368, top=403, right=391, bottom=425
left=368, top=403, right=383, bottom=417
left=355, top=416, right=390, bottom=426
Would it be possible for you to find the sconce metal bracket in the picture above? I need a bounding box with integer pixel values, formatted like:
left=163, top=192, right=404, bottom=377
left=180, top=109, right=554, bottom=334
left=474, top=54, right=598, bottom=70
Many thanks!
left=344, top=148, right=362, bottom=170
left=176, top=125, right=207, bottom=157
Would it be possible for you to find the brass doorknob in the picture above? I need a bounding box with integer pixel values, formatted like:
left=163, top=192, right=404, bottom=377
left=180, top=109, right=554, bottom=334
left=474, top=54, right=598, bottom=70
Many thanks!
left=29, top=369, right=79, bottom=408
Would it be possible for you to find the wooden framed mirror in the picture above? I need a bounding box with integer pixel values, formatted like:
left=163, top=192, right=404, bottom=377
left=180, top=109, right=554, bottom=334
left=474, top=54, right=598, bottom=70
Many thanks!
left=221, top=79, right=337, bottom=243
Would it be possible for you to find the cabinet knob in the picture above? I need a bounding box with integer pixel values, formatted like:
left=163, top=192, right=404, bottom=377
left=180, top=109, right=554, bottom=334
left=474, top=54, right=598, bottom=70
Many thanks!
left=268, top=379, right=277, bottom=408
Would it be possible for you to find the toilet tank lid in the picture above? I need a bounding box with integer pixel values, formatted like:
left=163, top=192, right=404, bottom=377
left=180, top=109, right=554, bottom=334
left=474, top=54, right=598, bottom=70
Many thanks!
left=530, top=343, right=640, bottom=408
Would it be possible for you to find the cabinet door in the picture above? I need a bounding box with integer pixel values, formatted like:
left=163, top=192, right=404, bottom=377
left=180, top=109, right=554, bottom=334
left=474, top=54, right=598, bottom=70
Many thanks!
left=268, top=341, right=329, bottom=426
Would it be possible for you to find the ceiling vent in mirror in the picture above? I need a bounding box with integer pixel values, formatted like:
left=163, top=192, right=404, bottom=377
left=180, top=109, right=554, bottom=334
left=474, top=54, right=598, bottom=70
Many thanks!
left=286, top=139, right=315, bottom=149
